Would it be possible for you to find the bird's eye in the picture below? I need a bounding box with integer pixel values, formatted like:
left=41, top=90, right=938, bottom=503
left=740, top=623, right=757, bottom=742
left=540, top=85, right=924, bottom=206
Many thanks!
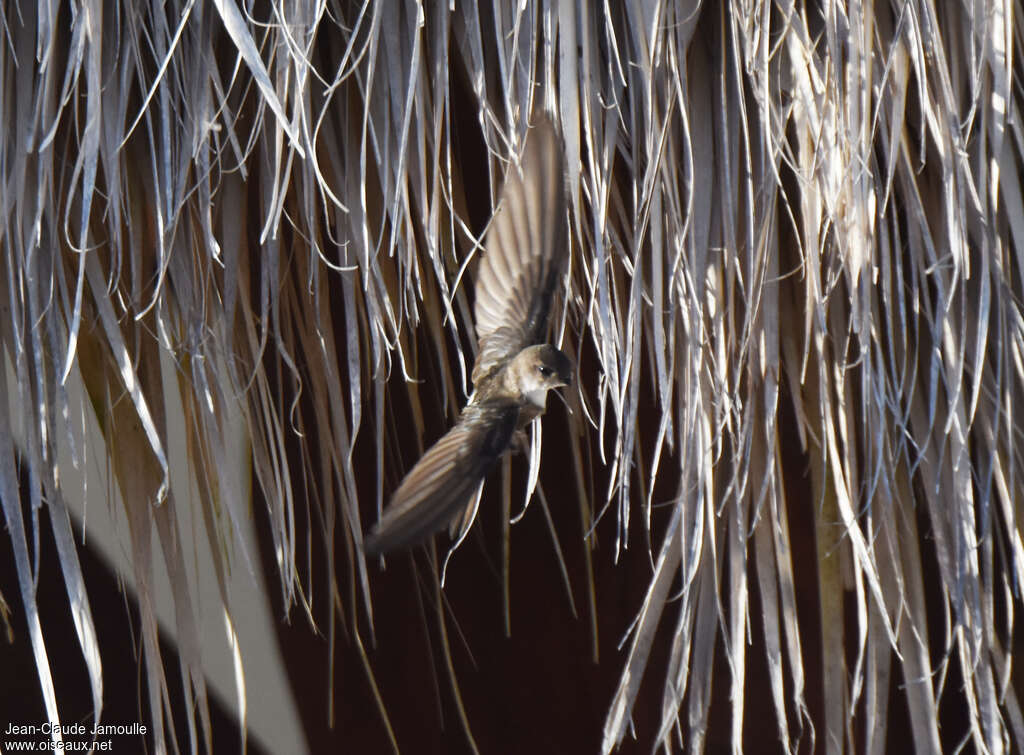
left=537, top=365, right=553, bottom=377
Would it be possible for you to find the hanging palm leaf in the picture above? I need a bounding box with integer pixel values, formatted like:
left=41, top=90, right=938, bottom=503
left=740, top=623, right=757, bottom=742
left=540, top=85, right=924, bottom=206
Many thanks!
left=2, top=1, right=1023, bottom=753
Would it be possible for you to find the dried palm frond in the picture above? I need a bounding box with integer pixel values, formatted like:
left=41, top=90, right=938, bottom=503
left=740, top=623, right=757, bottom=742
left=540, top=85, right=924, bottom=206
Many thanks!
left=2, top=0, right=1023, bottom=753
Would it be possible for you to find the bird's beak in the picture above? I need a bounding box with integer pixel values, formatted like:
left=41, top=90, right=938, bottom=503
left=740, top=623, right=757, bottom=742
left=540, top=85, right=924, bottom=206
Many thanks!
left=550, top=381, right=573, bottom=415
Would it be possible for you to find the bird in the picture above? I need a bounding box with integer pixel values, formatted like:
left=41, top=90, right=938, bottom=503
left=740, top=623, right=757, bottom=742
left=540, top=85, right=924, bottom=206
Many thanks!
left=363, top=117, right=571, bottom=555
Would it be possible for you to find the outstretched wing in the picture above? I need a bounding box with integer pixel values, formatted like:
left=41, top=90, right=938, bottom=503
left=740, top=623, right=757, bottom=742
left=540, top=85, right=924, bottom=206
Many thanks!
left=472, top=117, right=567, bottom=385
left=363, top=403, right=518, bottom=555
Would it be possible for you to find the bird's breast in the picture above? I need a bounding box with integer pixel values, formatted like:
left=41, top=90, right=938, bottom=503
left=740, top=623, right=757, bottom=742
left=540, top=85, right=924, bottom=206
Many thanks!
left=472, top=360, right=547, bottom=429
left=516, top=391, right=547, bottom=428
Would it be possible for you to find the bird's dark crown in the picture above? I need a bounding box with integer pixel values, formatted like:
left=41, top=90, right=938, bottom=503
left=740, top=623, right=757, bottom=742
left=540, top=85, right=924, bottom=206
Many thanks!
left=527, top=344, right=573, bottom=388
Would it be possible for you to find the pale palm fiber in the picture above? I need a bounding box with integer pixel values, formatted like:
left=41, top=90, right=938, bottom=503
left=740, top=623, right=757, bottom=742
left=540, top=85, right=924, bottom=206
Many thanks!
left=1, top=1, right=1023, bottom=753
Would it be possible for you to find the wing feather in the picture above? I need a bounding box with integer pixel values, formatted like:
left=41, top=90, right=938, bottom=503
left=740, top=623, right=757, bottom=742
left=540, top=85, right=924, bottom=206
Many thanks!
left=364, top=403, right=518, bottom=554
left=472, top=118, right=567, bottom=385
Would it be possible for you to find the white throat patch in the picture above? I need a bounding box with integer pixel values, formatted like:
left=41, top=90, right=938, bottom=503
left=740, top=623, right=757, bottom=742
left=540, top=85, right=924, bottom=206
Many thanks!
left=525, top=386, right=548, bottom=410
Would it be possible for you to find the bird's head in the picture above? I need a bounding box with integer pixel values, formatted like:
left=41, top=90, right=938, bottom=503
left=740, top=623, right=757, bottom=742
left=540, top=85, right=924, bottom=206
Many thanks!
left=510, top=344, right=573, bottom=410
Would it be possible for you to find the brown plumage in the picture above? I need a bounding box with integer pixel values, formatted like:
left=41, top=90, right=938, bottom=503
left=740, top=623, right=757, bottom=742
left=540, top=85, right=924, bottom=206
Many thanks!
left=364, top=119, right=571, bottom=555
